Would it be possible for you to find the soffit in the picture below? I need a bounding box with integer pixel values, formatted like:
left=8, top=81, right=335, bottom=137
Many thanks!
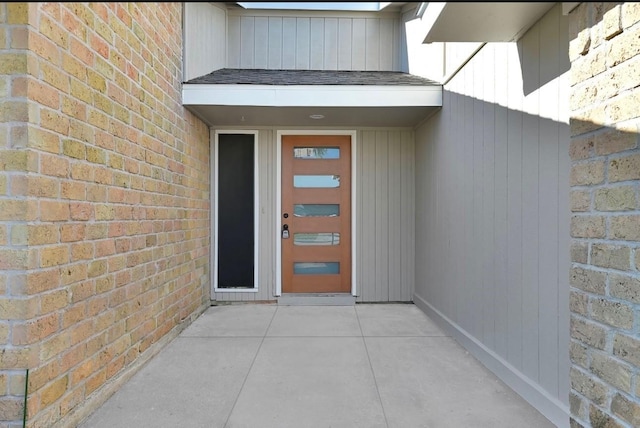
left=422, top=2, right=556, bottom=43
left=182, top=69, right=442, bottom=127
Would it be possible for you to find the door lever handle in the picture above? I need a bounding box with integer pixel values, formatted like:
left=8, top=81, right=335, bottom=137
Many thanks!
left=282, top=224, right=289, bottom=239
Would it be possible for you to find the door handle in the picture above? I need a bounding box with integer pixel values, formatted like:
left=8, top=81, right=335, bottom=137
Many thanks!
left=282, top=224, right=289, bottom=239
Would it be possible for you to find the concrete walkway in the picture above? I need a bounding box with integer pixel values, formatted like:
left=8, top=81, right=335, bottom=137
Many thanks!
left=79, top=303, right=554, bottom=428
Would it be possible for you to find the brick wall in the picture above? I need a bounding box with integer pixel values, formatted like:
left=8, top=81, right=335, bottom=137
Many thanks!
left=568, top=3, right=640, bottom=427
left=0, top=3, right=210, bottom=427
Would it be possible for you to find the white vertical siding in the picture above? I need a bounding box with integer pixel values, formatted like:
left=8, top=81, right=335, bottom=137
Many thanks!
left=227, top=12, right=403, bottom=71
left=183, top=2, right=227, bottom=80
left=413, top=4, right=569, bottom=424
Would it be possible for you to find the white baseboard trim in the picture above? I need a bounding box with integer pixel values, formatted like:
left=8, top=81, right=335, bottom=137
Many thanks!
left=413, top=293, right=570, bottom=428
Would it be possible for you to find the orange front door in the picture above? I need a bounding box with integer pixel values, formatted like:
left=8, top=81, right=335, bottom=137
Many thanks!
left=281, top=135, right=351, bottom=293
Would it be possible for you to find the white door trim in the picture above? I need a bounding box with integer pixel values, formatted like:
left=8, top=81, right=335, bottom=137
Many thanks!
left=212, top=130, right=260, bottom=294
left=275, top=130, right=357, bottom=297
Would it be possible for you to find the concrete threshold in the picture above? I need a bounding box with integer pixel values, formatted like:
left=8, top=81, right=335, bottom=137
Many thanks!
left=277, top=293, right=355, bottom=306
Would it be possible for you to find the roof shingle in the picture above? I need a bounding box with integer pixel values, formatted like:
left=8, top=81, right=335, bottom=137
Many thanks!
left=185, top=68, right=439, bottom=86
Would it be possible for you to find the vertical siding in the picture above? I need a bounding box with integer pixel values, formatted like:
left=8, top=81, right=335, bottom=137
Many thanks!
left=414, top=3, right=569, bottom=411
left=356, top=130, right=415, bottom=302
left=338, top=18, right=352, bottom=70
left=351, top=19, right=366, bottom=70
left=309, top=18, right=324, bottom=69
left=227, top=12, right=402, bottom=71
left=400, top=131, right=415, bottom=301
left=183, top=2, right=226, bottom=80
left=240, top=16, right=255, bottom=68
left=254, top=17, right=269, bottom=69
left=268, top=17, right=283, bottom=69
left=227, top=15, right=241, bottom=68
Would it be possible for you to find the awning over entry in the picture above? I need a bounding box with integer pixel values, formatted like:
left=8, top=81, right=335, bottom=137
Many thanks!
left=182, top=68, right=442, bottom=127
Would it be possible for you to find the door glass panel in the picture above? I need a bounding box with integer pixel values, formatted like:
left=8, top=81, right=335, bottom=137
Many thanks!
left=294, top=147, right=340, bottom=159
left=294, top=204, right=339, bottom=217
left=294, top=262, right=340, bottom=275
left=294, top=233, right=340, bottom=246
left=294, top=175, right=340, bottom=188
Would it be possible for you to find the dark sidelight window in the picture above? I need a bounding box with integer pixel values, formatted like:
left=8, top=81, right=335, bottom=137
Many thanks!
left=216, top=133, right=255, bottom=289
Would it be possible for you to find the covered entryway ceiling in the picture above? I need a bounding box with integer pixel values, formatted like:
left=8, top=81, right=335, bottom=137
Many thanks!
left=182, top=69, right=442, bottom=127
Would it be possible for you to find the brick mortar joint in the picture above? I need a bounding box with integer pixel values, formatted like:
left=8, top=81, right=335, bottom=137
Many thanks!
left=571, top=238, right=640, bottom=248
left=590, top=402, right=636, bottom=428
left=571, top=262, right=640, bottom=285
left=571, top=150, right=640, bottom=165
left=570, top=308, right=638, bottom=339
left=570, top=181, right=640, bottom=190
left=570, top=283, right=640, bottom=306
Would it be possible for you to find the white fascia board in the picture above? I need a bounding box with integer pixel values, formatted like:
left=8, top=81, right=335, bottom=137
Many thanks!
left=182, top=84, right=442, bottom=107
left=419, top=2, right=446, bottom=44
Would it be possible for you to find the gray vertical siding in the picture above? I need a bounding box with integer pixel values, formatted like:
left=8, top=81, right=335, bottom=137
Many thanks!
left=227, top=12, right=402, bottom=71
left=413, top=4, right=570, bottom=423
left=356, top=130, right=414, bottom=302
left=212, top=127, right=414, bottom=302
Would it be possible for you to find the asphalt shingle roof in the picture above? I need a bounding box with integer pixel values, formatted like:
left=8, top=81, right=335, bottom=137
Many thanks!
left=185, top=68, right=439, bottom=86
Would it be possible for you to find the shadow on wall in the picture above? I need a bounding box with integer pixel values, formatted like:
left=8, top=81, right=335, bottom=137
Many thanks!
left=518, top=40, right=571, bottom=96
left=414, top=82, right=639, bottom=427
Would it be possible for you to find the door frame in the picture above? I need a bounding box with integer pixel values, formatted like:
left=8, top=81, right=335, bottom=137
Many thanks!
left=212, top=130, right=260, bottom=294
left=275, top=130, right=357, bottom=297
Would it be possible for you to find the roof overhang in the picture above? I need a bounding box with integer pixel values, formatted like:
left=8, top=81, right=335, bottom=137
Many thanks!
left=421, top=2, right=556, bottom=43
left=182, top=82, right=442, bottom=128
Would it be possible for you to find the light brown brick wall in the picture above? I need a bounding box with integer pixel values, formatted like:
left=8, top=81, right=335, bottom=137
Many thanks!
left=569, top=3, right=640, bottom=428
left=0, top=3, right=210, bottom=427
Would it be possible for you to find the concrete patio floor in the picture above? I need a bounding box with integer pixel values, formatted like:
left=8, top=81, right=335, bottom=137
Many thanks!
left=79, top=303, right=555, bottom=428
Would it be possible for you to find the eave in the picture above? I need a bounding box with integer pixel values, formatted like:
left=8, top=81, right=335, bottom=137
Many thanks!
left=181, top=70, right=443, bottom=128
left=421, top=2, right=556, bottom=43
